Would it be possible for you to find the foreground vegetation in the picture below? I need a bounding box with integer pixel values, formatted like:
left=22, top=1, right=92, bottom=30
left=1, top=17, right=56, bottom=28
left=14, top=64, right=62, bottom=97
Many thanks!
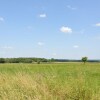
left=0, top=63, right=100, bottom=100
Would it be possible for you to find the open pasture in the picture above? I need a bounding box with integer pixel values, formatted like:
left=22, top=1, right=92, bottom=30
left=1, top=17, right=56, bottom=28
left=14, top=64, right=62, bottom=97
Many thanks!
left=0, top=63, right=100, bottom=100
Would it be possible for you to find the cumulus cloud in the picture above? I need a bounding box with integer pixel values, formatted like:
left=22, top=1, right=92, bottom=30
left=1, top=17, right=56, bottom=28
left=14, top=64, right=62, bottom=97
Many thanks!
left=73, top=45, right=79, bottom=48
left=67, top=5, right=77, bottom=10
left=95, top=23, right=100, bottom=27
left=60, top=26, right=72, bottom=33
left=0, top=17, right=4, bottom=21
left=38, top=42, right=44, bottom=46
left=39, top=14, right=47, bottom=18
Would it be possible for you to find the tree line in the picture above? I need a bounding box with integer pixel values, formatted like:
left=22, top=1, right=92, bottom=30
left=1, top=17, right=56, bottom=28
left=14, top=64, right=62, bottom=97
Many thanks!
left=0, top=58, right=49, bottom=63
left=0, top=57, right=99, bottom=63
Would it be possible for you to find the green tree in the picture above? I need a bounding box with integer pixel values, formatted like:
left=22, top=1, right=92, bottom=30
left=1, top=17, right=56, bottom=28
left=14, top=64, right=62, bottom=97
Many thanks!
left=50, top=58, right=55, bottom=62
left=0, top=58, right=5, bottom=63
left=37, top=60, right=40, bottom=64
left=82, top=57, right=88, bottom=64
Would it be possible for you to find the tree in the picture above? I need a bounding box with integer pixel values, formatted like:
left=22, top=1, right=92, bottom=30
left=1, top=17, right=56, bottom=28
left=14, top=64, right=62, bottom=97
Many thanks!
left=37, top=60, right=40, bottom=64
left=82, top=57, right=88, bottom=64
left=50, top=58, right=55, bottom=62
left=0, top=58, right=5, bottom=63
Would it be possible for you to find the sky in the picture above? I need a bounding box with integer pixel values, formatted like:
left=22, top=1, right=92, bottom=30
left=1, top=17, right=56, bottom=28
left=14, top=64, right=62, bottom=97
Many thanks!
left=0, top=0, right=100, bottom=59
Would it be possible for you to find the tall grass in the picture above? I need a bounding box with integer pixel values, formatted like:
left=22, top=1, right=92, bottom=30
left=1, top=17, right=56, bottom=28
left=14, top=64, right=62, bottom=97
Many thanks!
left=0, top=63, right=100, bottom=100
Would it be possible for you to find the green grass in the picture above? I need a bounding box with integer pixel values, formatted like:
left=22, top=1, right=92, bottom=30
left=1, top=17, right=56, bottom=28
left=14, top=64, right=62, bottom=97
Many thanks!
left=0, top=63, right=100, bottom=100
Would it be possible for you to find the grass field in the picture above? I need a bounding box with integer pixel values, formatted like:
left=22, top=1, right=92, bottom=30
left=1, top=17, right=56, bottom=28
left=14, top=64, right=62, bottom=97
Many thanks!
left=0, top=63, right=100, bottom=100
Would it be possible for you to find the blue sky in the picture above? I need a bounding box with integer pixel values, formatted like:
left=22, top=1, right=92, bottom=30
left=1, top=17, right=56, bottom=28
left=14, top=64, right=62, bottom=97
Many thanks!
left=0, top=0, right=100, bottom=59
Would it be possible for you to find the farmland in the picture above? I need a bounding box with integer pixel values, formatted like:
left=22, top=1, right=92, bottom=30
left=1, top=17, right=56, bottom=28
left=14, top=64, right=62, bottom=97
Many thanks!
left=0, top=63, right=100, bottom=100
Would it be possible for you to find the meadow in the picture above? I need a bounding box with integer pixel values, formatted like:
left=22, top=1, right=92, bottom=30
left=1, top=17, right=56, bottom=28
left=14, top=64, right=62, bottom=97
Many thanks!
left=0, top=63, right=100, bottom=100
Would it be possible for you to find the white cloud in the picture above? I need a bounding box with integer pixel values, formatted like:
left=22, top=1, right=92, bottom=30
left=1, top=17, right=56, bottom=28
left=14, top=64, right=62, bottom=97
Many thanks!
left=67, top=5, right=77, bottom=10
left=0, top=17, right=4, bottom=21
left=73, top=45, right=79, bottom=48
left=95, top=23, right=100, bottom=27
left=39, top=14, right=47, bottom=18
left=60, top=26, right=72, bottom=33
left=1, top=46, right=13, bottom=50
left=38, top=42, right=44, bottom=46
